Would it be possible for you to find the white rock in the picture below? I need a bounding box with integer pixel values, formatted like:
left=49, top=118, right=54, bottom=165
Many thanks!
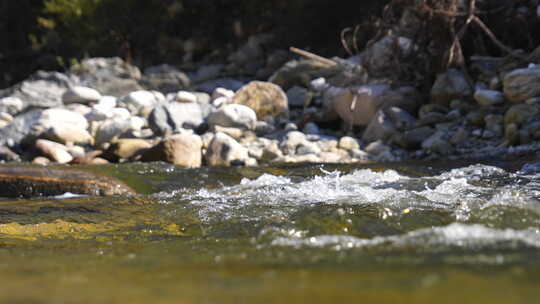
left=0, top=96, right=23, bottom=115
left=208, top=104, right=257, bottom=130
left=339, top=136, right=360, bottom=150
left=174, top=91, right=198, bottom=103
left=212, top=87, right=235, bottom=101
left=39, top=108, right=89, bottom=131
left=212, top=96, right=230, bottom=108
left=62, top=86, right=102, bottom=104
left=35, top=139, right=73, bottom=164
left=111, top=107, right=132, bottom=120
left=121, top=90, right=165, bottom=114
left=205, top=132, right=250, bottom=166
left=474, top=89, right=505, bottom=106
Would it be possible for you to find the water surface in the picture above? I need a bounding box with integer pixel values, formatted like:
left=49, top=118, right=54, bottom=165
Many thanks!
left=1, top=160, right=540, bottom=303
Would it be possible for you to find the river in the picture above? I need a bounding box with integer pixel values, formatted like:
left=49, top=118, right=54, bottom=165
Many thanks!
left=1, top=160, right=540, bottom=303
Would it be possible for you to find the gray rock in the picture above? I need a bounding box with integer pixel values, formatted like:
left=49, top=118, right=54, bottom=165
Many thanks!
left=286, top=86, right=309, bottom=108
left=205, top=132, right=250, bottom=166
left=140, top=64, right=190, bottom=93
left=302, top=122, right=320, bottom=135
left=0, top=109, right=42, bottom=147
left=362, top=109, right=397, bottom=142
left=148, top=102, right=213, bottom=136
left=190, top=64, right=224, bottom=83
left=326, top=84, right=421, bottom=126
left=254, top=121, right=276, bottom=136
left=503, top=67, right=540, bottom=102
left=196, top=78, right=245, bottom=94
left=70, top=57, right=142, bottom=97
left=208, top=104, right=257, bottom=130
left=94, top=118, right=131, bottom=146
left=421, top=131, right=452, bottom=154
left=211, top=87, right=235, bottom=101
left=62, top=86, right=102, bottom=104
left=120, top=90, right=165, bottom=115
left=385, top=107, right=417, bottom=130
left=3, top=71, right=75, bottom=111
left=0, top=146, right=20, bottom=162
left=393, top=126, right=435, bottom=150
left=431, top=68, right=473, bottom=106
left=0, top=96, right=23, bottom=115
left=474, top=89, right=505, bottom=106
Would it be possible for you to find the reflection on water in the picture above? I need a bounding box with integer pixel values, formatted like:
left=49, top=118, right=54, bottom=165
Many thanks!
left=1, top=161, right=540, bottom=303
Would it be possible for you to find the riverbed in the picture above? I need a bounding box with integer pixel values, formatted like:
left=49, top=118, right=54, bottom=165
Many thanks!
left=1, top=160, right=540, bottom=303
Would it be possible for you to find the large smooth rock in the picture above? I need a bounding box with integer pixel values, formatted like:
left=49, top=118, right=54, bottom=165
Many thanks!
left=44, top=124, right=93, bottom=145
left=140, top=64, right=190, bottom=93
left=62, top=86, right=102, bottom=104
left=504, top=103, right=539, bottom=126
left=0, top=96, right=24, bottom=115
left=70, top=57, right=143, bottom=97
left=148, top=102, right=212, bottom=136
left=104, top=138, right=153, bottom=161
left=208, top=104, right=257, bottom=130
left=120, top=90, right=165, bottom=116
left=35, top=139, right=73, bottom=164
left=2, top=71, right=75, bottom=111
left=232, top=81, right=289, bottom=120
left=326, top=84, right=421, bottom=126
left=94, top=118, right=132, bottom=146
left=431, top=69, right=473, bottom=106
left=0, top=110, right=42, bottom=147
left=362, top=109, right=398, bottom=142
left=141, top=133, right=202, bottom=168
left=205, top=132, right=250, bottom=166
left=503, top=67, right=540, bottom=102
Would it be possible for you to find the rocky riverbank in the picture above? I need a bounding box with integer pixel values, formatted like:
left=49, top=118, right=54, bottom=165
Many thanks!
left=2, top=2, right=540, bottom=167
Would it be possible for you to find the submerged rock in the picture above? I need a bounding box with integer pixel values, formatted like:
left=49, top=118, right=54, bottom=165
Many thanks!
left=0, top=165, right=135, bottom=197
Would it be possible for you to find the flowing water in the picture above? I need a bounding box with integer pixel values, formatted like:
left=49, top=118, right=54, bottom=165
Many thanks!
left=1, top=160, right=540, bottom=303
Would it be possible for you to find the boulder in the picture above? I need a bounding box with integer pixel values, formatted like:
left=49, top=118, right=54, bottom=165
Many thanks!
left=44, top=124, right=94, bottom=145
left=62, top=86, right=102, bottom=104
left=232, top=81, right=289, bottom=120
left=505, top=103, right=539, bottom=126
left=205, top=132, right=250, bottom=166
left=120, top=90, right=165, bottom=116
left=35, top=139, right=73, bottom=164
left=269, top=59, right=342, bottom=90
left=503, top=67, right=540, bottom=103
left=141, top=133, right=202, bottom=168
left=327, top=84, right=421, bottom=126
left=3, top=71, right=75, bottom=111
left=103, top=138, right=153, bottom=162
left=70, top=57, right=142, bottom=97
left=0, top=96, right=24, bottom=115
left=0, top=110, right=42, bottom=147
left=208, top=104, right=257, bottom=130
left=338, top=136, right=360, bottom=150
left=140, top=64, right=190, bottom=93
left=421, top=131, right=452, bottom=154
left=148, top=102, right=213, bottom=136
left=94, top=118, right=131, bottom=146
left=362, top=109, right=397, bottom=142
left=431, top=69, right=473, bottom=106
